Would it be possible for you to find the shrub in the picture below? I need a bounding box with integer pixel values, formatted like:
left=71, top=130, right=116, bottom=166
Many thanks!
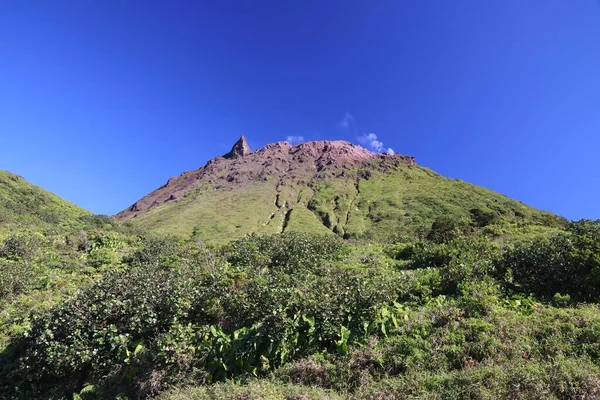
left=225, top=232, right=348, bottom=273
left=125, top=235, right=181, bottom=268
left=86, top=231, right=124, bottom=269
left=470, top=208, right=498, bottom=228
left=426, top=216, right=471, bottom=244
left=500, top=220, right=600, bottom=301
left=0, top=261, right=215, bottom=398
left=5, top=225, right=600, bottom=400
left=0, top=233, right=398, bottom=398
left=78, top=214, right=116, bottom=229
left=0, top=259, right=35, bottom=301
left=0, top=232, right=42, bottom=262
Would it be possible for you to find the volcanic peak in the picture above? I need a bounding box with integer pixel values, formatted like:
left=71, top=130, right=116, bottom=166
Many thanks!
left=117, top=137, right=415, bottom=220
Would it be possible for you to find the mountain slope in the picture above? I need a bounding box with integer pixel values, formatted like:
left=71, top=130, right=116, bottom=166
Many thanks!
left=117, top=137, right=563, bottom=243
left=0, top=170, right=89, bottom=229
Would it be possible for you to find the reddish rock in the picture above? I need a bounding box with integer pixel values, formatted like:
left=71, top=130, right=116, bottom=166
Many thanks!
left=224, top=135, right=252, bottom=159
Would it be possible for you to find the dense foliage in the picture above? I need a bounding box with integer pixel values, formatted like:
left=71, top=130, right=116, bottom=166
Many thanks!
left=501, top=220, right=600, bottom=301
left=1, top=217, right=600, bottom=399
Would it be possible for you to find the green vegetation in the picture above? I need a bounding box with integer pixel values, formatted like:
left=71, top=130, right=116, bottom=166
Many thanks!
left=0, top=171, right=90, bottom=229
left=130, top=165, right=565, bottom=244
left=1, top=168, right=596, bottom=399
left=1, top=207, right=600, bottom=399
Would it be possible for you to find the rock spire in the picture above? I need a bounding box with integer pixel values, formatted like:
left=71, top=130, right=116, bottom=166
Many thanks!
left=224, top=135, right=252, bottom=159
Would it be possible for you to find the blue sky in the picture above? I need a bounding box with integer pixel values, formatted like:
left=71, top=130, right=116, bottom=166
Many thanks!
left=1, top=1, right=599, bottom=219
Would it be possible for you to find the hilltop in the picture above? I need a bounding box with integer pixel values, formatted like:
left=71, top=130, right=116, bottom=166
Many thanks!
left=0, top=170, right=89, bottom=229
left=117, top=136, right=563, bottom=243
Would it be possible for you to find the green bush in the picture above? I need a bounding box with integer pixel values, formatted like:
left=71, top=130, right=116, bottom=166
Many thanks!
left=469, top=208, right=498, bottom=228
left=0, top=232, right=42, bottom=262
left=0, top=259, right=35, bottom=301
left=0, top=233, right=402, bottom=398
left=78, top=214, right=116, bottom=228
left=408, top=238, right=499, bottom=294
left=86, top=231, right=124, bottom=269
left=0, top=261, right=214, bottom=398
left=426, top=216, right=471, bottom=244
left=500, top=220, right=600, bottom=301
left=3, top=224, right=600, bottom=400
left=125, top=235, right=181, bottom=268
left=225, top=232, right=348, bottom=273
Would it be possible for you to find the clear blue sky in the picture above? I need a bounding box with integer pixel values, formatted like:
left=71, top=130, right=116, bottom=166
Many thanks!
left=1, top=1, right=599, bottom=219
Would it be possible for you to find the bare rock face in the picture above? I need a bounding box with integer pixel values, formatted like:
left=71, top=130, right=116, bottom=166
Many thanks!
left=224, top=135, right=252, bottom=159
left=116, top=136, right=416, bottom=220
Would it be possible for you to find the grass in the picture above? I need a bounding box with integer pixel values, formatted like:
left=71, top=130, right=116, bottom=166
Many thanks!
left=129, top=164, right=564, bottom=244
left=159, top=382, right=342, bottom=400
left=0, top=171, right=90, bottom=230
left=135, top=182, right=279, bottom=244
left=344, top=166, right=562, bottom=240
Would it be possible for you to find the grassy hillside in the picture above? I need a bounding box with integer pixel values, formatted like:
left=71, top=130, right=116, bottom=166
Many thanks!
left=0, top=171, right=89, bottom=229
left=130, top=165, right=564, bottom=244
